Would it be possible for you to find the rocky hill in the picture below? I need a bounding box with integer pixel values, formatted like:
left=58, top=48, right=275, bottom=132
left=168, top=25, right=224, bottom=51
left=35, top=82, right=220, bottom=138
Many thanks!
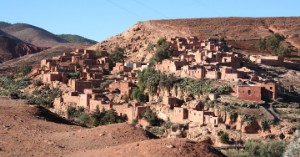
left=0, top=22, right=97, bottom=47
left=0, top=30, right=46, bottom=63
left=90, top=17, right=300, bottom=62
left=0, top=23, right=67, bottom=47
left=58, top=34, right=97, bottom=44
left=0, top=21, right=96, bottom=64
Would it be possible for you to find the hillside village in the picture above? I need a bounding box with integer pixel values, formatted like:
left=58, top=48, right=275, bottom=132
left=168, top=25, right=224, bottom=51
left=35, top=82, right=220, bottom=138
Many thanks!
left=33, top=36, right=300, bottom=145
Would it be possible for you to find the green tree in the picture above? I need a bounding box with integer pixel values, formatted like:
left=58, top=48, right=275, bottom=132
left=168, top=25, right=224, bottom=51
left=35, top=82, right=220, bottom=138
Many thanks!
left=109, top=46, right=126, bottom=64
left=256, top=38, right=267, bottom=50
left=159, top=73, right=178, bottom=93
left=131, top=88, right=148, bottom=102
left=150, top=38, right=173, bottom=63
left=137, top=68, right=160, bottom=95
left=142, top=108, right=161, bottom=126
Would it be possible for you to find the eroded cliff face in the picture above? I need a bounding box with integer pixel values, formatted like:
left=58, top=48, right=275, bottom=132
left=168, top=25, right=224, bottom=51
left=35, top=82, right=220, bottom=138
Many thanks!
left=0, top=35, right=46, bottom=63
left=90, top=17, right=300, bottom=62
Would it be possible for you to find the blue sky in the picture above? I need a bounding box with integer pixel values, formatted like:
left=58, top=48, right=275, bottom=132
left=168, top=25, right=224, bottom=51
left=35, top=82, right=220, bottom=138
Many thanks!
left=0, top=0, right=299, bottom=42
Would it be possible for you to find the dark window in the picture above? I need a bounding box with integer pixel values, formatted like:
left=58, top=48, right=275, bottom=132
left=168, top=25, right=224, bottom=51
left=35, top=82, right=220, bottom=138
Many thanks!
left=270, top=87, right=273, bottom=90
left=248, top=90, right=251, bottom=95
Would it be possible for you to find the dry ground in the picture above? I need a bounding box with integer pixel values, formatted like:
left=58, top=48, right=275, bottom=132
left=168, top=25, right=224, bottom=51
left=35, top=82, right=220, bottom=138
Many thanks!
left=0, top=97, right=224, bottom=157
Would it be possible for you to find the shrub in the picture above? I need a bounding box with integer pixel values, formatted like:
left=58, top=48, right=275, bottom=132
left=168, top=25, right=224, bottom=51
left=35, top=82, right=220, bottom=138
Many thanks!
left=142, top=108, right=162, bottom=126
left=131, top=88, right=148, bottom=102
left=67, top=106, right=77, bottom=118
left=149, top=127, right=165, bottom=135
left=68, top=72, right=80, bottom=79
left=164, top=121, right=173, bottom=129
left=261, top=120, right=271, bottom=131
left=91, top=107, right=124, bottom=126
left=122, top=94, right=130, bottom=102
left=131, top=119, right=138, bottom=126
left=99, top=80, right=113, bottom=90
left=242, top=114, right=255, bottom=124
left=149, top=38, right=173, bottom=63
left=78, top=113, right=90, bottom=125
left=219, top=132, right=230, bottom=144
left=33, top=80, right=43, bottom=87
left=109, top=46, right=126, bottom=64
left=245, top=140, right=285, bottom=157
left=284, top=133, right=300, bottom=157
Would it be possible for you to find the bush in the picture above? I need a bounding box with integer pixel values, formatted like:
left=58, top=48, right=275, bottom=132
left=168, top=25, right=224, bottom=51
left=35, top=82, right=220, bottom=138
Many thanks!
left=91, top=107, right=124, bottom=126
left=245, top=140, right=285, bottom=157
left=256, top=33, right=290, bottom=57
left=109, top=46, right=126, bottom=64
left=67, top=106, right=77, bottom=118
left=131, top=88, right=148, bottom=102
left=164, top=121, right=173, bottom=129
left=261, top=120, right=271, bottom=131
left=68, top=72, right=80, bottom=79
left=224, top=140, right=286, bottom=157
left=99, top=80, right=113, bottom=90
left=284, top=133, right=300, bottom=157
left=142, top=108, right=162, bottom=126
left=131, top=119, right=138, bottom=126
left=219, top=132, right=230, bottom=144
left=149, top=38, right=173, bottom=63
left=121, top=94, right=129, bottom=102
left=149, top=127, right=165, bottom=135
left=242, top=114, right=255, bottom=124
left=33, top=80, right=43, bottom=87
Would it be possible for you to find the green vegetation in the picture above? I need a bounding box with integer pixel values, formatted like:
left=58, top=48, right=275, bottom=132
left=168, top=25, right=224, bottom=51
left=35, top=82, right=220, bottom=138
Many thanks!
left=99, top=80, right=113, bottom=90
left=137, top=68, right=231, bottom=97
left=68, top=72, right=80, bottom=79
left=91, top=106, right=124, bottom=126
left=57, top=34, right=97, bottom=44
left=67, top=106, right=124, bottom=127
left=149, top=38, right=173, bottom=63
left=131, top=88, right=148, bottom=102
left=223, top=140, right=286, bottom=157
left=256, top=33, right=291, bottom=57
left=142, top=108, right=162, bottom=126
left=17, top=63, right=32, bottom=76
left=0, top=75, right=30, bottom=98
left=148, top=127, right=165, bottom=135
left=28, top=85, right=61, bottom=107
left=33, top=80, right=43, bottom=87
left=163, top=121, right=173, bottom=129
left=241, top=114, right=256, bottom=125
left=261, top=119, right=272, bottom=131
left=219, top=132, right=230, bottom=144
left=109, top=46, right=126, bottom=64
left=284, top=132, right=300, bottom=157
left=131, top=118, right=138, bottom=126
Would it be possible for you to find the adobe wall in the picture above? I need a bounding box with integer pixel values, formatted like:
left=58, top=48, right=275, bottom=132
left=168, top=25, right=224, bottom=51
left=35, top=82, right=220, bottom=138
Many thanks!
left=170, top=107, right=188, bottom=123
left=205, top=71, right=220, bottom=79
left=79, top=94, right=91, bottom=110
left=188, top=110, right=204, bottom=124
left=237, top=86, right=262, bottom=102
left=75, top=81, right=92, bottom=93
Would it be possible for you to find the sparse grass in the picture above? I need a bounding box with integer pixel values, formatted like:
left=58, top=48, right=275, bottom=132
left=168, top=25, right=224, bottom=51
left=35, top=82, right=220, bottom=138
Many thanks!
left=274, top=108, right=300, bottom=119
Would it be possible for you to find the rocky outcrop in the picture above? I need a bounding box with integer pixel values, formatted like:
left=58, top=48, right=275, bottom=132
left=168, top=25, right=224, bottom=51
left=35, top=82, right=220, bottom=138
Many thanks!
left=0, top=35, right=46, bottom=63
